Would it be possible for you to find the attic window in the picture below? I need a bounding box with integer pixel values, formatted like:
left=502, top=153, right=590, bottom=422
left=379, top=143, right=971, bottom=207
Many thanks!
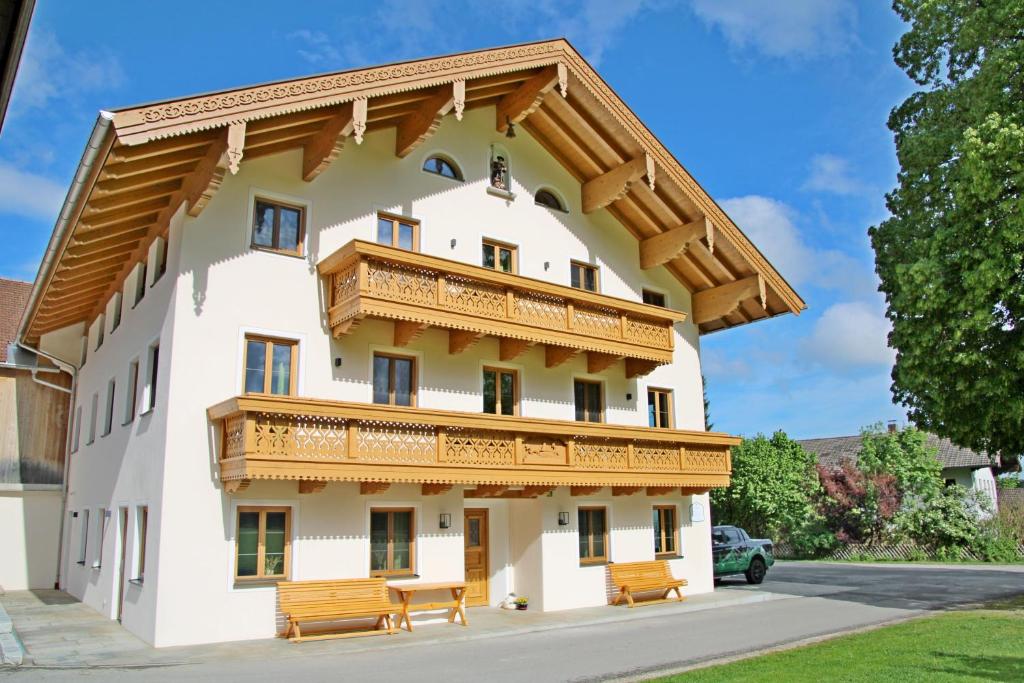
left=423, top=155, right=462, bottom=181
left=535, top=189, right=566, bottom=212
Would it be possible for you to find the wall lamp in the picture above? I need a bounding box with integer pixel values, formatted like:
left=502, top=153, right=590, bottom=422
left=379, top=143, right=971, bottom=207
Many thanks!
left=557, top=511, right=569, bottom=526
left=439, top=513, right=452, bottom=529
left=450, top=238, right=457, bottom=249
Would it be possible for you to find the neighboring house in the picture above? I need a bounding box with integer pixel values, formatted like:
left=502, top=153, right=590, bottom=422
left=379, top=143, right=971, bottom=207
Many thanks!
left=0, top=0, right=35, bottom=133
left=16, top=40, right=804, bottom=646
left=0, top=277, right=70, bottom=590
left=799, top=427, right=1000, bottom=514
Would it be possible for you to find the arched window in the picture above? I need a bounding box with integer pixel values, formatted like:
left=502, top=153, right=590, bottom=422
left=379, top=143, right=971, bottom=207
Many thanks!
left=535, top=189, right=566, bottom=212
left=422, top=155, right=463, bottom=181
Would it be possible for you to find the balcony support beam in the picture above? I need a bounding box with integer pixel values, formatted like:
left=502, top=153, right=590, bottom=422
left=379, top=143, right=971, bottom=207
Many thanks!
left=692, top=274, right=766, bottom=325
left=468, top=484, right=509, bottom=498
left=394, top=320, right=428, bottom=347
left=646, top=486, right=675, bottom=496
left=298, top=480, right=327, bottom=494
left=422, top=483, right=453, bottom=496
left=587, top=352, right=620, bottom=374
left=639, top=217, right=714, bottom=270
left=360, top=482, right=391, bottom=495
left=680, top=486, right=711, bottom=496
left=571, top=485, right=603, bottom=497
left=223, top=479, right=250, bottom=494
left=449, top=329, right=483, bottom=354
left=612, top=486, right=643, bottom=496
left=582, top=154, right=655, bottom=214
left=499, top=337, right=532, bottom=362
left=625, top=358, right=659, bottom=379
left=545, top=345, right=577, bottom=368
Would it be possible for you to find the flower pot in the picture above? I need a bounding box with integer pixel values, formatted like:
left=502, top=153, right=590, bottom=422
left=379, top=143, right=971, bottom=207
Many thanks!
left=516, top=604, right=528, bottom=610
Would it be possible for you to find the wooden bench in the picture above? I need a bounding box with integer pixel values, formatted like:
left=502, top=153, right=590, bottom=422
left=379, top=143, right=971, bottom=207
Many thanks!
left=608, top=560, right=688, bottom=607
left=277, top=578, right=397, bottom=642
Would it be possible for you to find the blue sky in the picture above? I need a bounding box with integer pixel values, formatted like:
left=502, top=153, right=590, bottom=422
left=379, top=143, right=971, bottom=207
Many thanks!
left=0, top=0, right=912, bottom=439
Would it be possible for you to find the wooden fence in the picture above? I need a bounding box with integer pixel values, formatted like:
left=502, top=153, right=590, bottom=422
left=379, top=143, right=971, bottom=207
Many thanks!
left=773, top=540, right=1024, bottom=562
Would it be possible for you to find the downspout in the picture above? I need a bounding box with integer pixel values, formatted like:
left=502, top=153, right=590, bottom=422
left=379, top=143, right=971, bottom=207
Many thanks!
left=15, top=111, right=114, bottom=589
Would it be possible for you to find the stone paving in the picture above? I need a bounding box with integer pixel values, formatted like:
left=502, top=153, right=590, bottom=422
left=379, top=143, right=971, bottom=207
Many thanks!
left=0, top=587, right=779, bottom=670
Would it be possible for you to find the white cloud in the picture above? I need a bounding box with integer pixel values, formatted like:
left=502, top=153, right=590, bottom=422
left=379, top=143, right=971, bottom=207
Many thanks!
left=801, top=301, right=895, bottom=369
left=690, top=0, right=857, bottom=58
left=287, top=30, right=343, bottom=66
left=527, top=0, right=659, bottom=66
left=9, top=29, right=124, bottom=115
left=719, top=194, right=878, bottom=300
left=0, top=162, right=66, bottom=220
left=803, top=153, right=867, bottom=195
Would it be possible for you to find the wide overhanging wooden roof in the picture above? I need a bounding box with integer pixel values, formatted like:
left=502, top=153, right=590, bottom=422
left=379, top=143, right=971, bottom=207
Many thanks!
left=21, top=38, right=804, bottom=344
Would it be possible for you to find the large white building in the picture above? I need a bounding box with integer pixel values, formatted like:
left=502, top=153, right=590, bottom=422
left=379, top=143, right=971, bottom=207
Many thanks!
left=16, top=40, right=804, bottom=647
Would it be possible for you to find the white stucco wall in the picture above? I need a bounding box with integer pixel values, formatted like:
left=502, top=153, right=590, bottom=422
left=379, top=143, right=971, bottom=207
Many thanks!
left=0, top=486, right=62, bottom=590
left=48, top=104, right=720, bottom=647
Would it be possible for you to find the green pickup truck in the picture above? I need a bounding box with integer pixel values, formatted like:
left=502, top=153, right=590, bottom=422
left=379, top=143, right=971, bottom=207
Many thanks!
left=712, top=525, right=775, bottom=584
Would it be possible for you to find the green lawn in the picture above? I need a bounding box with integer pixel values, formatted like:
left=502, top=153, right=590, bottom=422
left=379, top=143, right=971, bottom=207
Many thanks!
left=655, top=596, right=1024, bottom=682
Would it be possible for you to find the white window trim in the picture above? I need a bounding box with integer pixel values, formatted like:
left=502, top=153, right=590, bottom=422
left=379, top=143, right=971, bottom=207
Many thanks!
left=86, top=393, right=98, bottom=445
left=131, top=504, right=149, bottom=584
left=140, top=337, right=160, bottom=416
left=363, top=498, right=422, bottom=581
left=245, top=187, right=312, bottom=259
left=77, top=509, right=90, bottom=565
left=92, top=508, right=107, bottom=569
left=640, top=285, right=670, bottom=309
left=227, top=499, right=300, bottom=592
left=124, top=357, right=140, bottom=425
left=419, top=149, right=466, bottom=183
left=107, top=292, right=123, bottom=334
left=72, top=405, right=82, bottom=452
left=101, top=378, right=115, bottom=437
left=236, top=327, right=307, bottom=396
left=533, top=185, right=569, bottom=213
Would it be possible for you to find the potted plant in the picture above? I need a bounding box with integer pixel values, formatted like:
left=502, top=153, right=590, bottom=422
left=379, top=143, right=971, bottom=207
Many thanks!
left=515, top=596, right=529, bottom=611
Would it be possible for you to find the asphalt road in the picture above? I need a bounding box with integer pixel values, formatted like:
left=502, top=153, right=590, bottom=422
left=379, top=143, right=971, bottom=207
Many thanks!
left=10, top=562, right=1024, bottom=682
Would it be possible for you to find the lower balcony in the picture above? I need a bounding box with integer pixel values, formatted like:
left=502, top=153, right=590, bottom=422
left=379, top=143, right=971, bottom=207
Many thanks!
left=209, top=395, right=737, bottom=496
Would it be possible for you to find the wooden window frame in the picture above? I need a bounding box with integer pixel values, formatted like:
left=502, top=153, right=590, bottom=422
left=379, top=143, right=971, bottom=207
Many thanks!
left=369, top=507, right=416, bottom=577
left=570, top=260, right=600, bottom=293
left=372, top=352, right=418, bottom=407
left=653, top=505, right=679, bottom=558
left=574, top=379, right=604, bottom=424
left=642, top=289, right=666, bottom=307
left=243, top=335, right=299, bottom=396
left=578, top=506, right=608, bottom=565
left=482, top=366, right=520, bottom=416
left=647, top=388, right=674, bottom=429
left=251, top=198, right=306, bottom=257
left=376, top=212, right=420, bottom=251
left=481, top=239, right=518, bottom=274
left=234, top=506, right=292, bottom=583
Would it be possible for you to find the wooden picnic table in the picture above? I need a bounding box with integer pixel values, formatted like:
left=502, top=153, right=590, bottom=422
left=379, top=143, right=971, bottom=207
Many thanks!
left=387, top=580, right=468, bottom=632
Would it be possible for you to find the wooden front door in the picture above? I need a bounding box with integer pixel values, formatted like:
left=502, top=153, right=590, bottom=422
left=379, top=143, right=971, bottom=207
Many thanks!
left=464, top=509, right=488, bottom=607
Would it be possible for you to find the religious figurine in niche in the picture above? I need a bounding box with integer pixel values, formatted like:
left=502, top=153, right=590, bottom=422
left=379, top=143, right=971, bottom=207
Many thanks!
left=490, top=154, right=509, bottom=190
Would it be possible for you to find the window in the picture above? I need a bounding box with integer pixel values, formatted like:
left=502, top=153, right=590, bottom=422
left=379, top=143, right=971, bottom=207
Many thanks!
left=647, top=388, right=673, bottom=428
left=94, top=509, right=107, bottom=568
left=154, top=237, right=168, bottom=284
left=95, top=316, right=105, bottom=350
left=574, top=380, right=603, bottom=423
left=578, top=507, right=607, bottom=564
left=483, top=367, right=518, bottom=416
left=481, top=240, right=517, bottom=273
left=102, top=378, right=116, bottom=437
left=642, top=289, right=666, bottom=307
left=535, top=189, right=566, bottom=212
left=252, top=199, right=304, bottom=256
left=110, top=293, right=122, bottom=333
left=72, top=405, right=82, bottom=453
left=235, top=506, right=290, bottom=582
left=145, top=343, right=159, bottom=412
left=135, top=506, right=148, bottom=582
left=372, top=353, right=416, bottom=406
left=86, top=393, right=98, bottom=445
left=570, top=261, right=598, bottom=292
left=370, top=508, right=415, bottom=576
left=422, top=155, right=462, bottom=181
left=653, top=505, right=679, bottom=557
left=124, top=360, right=139, bottom=424
left=133, top=262, right=147, bottom=307
left=376, top=213, right=418, bottom=251
left=78, top=510, right=90, bottom=565
left=244, top=336, right=297, bottom=395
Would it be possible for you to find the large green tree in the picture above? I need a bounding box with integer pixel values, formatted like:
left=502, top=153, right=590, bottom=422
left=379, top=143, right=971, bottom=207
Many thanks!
left=869, top=1, right=1024, bottom=458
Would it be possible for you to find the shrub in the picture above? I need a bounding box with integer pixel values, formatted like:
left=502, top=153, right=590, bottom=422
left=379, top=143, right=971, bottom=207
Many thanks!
left=817, top=460, right=901, bottom=544
left=896, top=485, right=982, bottom=550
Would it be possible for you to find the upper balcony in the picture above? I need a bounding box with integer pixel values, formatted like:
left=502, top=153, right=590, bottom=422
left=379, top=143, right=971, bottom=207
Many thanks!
left=210, top=395, right=736, bottom=495
left=317, top=241, right=686, bottom=378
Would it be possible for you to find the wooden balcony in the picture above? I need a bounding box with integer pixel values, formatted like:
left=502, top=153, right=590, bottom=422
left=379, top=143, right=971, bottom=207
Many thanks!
left=210, top=395, right=737, bottom=495
left=317, top=240, right=686, bottom=378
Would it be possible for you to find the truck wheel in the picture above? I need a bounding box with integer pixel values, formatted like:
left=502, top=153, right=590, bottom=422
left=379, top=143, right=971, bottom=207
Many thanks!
left=745, top=557, right=767, bottom=585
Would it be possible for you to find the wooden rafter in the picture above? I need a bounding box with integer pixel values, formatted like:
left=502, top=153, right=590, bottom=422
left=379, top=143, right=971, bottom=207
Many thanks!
left=394, top=321, right=428, bottom=347
left=496, top=65, right=564, bottom=133
left=582, top=155, right=655, bottom=214
left=692, top=275, right=766, bottom=325
left=545, top=345, right=577, bottom=368
left=302, top=102, right=358, bottom=181
left=639, top=217, right=714, bottom=270
left=184, top=130, right=230, bottom=216
left=395, top=82, right=462, bottom=158
left=226, top=122, right=246, bottom=174
left=92, top=163, right=196, bottom=198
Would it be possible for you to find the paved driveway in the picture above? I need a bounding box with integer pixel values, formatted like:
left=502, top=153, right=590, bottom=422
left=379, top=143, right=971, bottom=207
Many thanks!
left=6, top=562, right=1024, bottom=682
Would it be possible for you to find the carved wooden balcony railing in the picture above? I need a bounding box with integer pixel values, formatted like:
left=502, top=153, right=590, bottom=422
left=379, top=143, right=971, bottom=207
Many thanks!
left=210, top=395, right=737, bottom=495
left=317, top=240, right=686, bottom=378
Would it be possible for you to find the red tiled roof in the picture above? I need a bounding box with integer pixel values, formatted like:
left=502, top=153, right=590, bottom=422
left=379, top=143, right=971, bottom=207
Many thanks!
left=0, top=277, right=32, bottom=363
